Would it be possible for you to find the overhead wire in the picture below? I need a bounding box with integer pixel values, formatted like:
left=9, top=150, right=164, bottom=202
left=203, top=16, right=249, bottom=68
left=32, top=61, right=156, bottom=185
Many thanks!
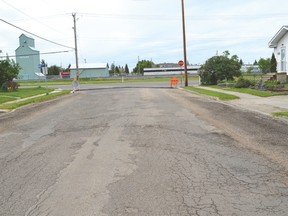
left=0, top=50, right=72, bottom=58
left=0, top=18, right=74, bottom=49
left=0, top=0, right=68, bottom=35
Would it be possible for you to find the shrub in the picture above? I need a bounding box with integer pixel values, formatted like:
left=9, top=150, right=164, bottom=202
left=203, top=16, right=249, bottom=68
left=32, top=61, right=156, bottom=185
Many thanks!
left=235, top=77, right=254, bottom=88
left=264, top=80, right=281, bottom=90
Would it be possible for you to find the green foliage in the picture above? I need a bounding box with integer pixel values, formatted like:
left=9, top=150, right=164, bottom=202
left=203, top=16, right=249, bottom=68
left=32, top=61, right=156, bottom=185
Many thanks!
left=0, top=57, right=20, bottom=87
left=125, top=64, right=129, bottom=74
left=199, top=51, right=242, bottom=85
left=273, top=112, right=288, bottom=117
left=253, top=60, right=258, bottom=65
left=246, top=66, right=253, bottom=74
left=264, top=80, right=280, bottom=89
left=184, top=86, right=239, bottom=100
left=270, top=53, right=277, bottom=72
left=109, top=63, right=115, bottom=75
left=258, top=57, right=271, bottom=74
left=133, top=60, right=154, bottom=74
left=48, top=65, right=63, bottom=75
left=234, top=77, right=254, bottom=88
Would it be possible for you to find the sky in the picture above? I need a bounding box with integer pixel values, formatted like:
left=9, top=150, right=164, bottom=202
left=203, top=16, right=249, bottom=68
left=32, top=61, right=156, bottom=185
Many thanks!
left=1, top=0, right=288, bottom=71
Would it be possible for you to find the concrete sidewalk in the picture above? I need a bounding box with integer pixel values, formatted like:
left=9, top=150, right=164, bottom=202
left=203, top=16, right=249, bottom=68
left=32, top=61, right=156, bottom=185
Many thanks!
left=193, top=85, right=288, bottom=117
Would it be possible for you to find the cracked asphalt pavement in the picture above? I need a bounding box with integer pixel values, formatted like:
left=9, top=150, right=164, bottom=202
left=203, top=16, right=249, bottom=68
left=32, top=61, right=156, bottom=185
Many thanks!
left=0, top=83, right=288, bottom=216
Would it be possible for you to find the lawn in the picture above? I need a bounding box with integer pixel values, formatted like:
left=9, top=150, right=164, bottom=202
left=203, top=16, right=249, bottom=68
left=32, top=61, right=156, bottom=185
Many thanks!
left=210, top=85, right=288, bottom=97
left=273, top=112, right=288, bottom=117
left=184, top=86, right=239, bottom=100
left=0, top=87, right=71, bottom=110
left=0, top=87, right=54, bottom=100
left=18, top=75, right=199, bottom=86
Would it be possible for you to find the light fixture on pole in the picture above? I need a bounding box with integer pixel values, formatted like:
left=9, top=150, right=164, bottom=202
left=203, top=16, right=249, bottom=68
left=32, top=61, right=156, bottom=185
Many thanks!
left=181, top=0, right=188, bottom=86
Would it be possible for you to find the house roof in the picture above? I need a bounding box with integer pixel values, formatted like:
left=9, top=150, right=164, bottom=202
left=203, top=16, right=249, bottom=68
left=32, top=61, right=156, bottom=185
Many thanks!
left=269, top=25, right=288, bottom=48
left=70, top=63, right=107, bottom=69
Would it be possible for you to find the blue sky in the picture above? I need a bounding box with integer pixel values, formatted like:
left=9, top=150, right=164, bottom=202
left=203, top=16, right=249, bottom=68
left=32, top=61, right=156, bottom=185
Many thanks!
left=1, top=0, right=288, bottom=70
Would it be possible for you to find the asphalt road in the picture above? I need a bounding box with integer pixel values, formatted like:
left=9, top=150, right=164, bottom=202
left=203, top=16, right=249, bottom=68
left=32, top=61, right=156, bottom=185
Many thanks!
left=0, top=82, right=288, bottom=216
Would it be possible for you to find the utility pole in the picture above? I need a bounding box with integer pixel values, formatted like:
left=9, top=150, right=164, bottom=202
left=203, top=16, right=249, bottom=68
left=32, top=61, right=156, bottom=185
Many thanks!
left=72, top=13, right=79, bottom=79
left=181, top=0, right=188, bottom=86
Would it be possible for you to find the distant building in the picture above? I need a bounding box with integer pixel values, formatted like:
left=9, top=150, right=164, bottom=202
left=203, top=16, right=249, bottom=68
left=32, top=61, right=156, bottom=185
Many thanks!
left=143, top=65, right=200, bottom=76
left=70, top=63, right=109, bottom=78
left=269, top=25, right=288, bottom=74
left=156, top=63, right=179, bottom=68
left=15, top=34, right=40, bottom=80
left=241, top=64, right=260, bottom=73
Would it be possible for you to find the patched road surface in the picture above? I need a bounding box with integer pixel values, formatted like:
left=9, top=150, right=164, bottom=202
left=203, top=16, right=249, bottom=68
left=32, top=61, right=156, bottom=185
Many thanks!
left=1, top=83, right=288, bottom=216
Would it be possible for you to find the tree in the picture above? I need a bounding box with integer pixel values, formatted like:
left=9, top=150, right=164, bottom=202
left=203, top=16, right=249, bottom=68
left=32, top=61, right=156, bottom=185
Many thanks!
left=258, top=57, right=271, bottom=74
left=109, top=63, right=115, bottom=76
left=115, top=66, right=120, bottom=74
left=0, top=57, right=21, bottom=87
left=270, top=53, right=277, bottom=72
left=239, top=59, right=243, bottom=65
left=124, top=64, right=129, bottom=74
left=253, top=60, right=258, bottom=65
left=48, top=65, right=63, bottom=75
left=199, top=51, right=242, bottom=85
left=132, top=60, right=154, bottom=74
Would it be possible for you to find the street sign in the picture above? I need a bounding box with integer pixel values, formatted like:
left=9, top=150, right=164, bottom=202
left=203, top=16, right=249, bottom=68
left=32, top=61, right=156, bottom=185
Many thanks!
left=178, top=60, right=184, bottom=67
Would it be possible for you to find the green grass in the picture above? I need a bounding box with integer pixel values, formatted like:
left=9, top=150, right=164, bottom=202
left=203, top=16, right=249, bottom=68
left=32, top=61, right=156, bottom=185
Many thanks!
left=18, top=75, right=199, bottom=86
left=211, top=85, right=288, bottom=97
left=184, top=86, right=239, bottom=100
left=0, top=87, right=54, bottom=99
left=273, top=112, right=288, bottom=117
left=0, top=90, right=71, bottom=110
left=0, top=96, right=16, bottom=103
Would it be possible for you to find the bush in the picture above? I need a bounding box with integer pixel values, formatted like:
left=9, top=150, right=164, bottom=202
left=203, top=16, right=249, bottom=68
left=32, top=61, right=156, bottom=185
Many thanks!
left=1, top=81, right=19, bottom=92
left=264, top=80, right=282, bottom=90
left=235, top=77, right=254, bottom=88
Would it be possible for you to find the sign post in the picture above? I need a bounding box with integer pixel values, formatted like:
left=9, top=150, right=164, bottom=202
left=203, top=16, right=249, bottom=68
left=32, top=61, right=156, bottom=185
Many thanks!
left=178, top=60, right=184, bottom=87
left=40, top=63, right=49, bottom=95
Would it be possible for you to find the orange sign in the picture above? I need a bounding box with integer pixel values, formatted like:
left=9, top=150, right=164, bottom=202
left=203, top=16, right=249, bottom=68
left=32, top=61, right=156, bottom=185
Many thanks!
left=170, top=76, right=179, bottom=87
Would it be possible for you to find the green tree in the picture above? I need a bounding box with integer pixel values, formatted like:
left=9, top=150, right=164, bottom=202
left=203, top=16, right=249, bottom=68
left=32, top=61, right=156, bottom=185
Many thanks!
left=124, top=64, right=129, bottom=74
left=239, top=59, right=243, bottom=65
left=258, top=57, right=271, bottom=74
left=133, top=60, right=154, bottom=74
left=0, top=57, right=21, bottom=87
left=270, top=53, right=277, bottom=72
left=109, top=63, right=115, bottom=76
left=199, top=51, right=242, bottom=85
left=48, top=65, right=63, bottom=75
left=115, top=66, right=120, bottom=74
left=246, top=66, right=253, bottom=74
left=253, top=60, right=258, bottom=65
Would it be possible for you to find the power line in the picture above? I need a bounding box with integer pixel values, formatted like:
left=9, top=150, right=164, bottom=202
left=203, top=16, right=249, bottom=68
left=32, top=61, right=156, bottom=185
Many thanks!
left=0, top=18, right=74, bottom=49
left=0, top=50, right=73, bottom=58
left=0, top=0, right=67, bottom=35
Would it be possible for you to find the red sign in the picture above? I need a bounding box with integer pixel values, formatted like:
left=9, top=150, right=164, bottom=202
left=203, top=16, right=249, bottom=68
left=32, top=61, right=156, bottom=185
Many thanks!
left=178, top=60, right=184, bottom=67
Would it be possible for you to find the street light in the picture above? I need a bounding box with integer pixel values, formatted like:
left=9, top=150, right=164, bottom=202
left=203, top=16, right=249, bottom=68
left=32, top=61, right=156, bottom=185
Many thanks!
left=181, top=0, right=188, bottom=86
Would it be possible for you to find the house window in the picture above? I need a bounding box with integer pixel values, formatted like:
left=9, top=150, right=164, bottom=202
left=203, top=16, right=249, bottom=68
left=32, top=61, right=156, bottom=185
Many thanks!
left=281, top=47, right=286, bottom=71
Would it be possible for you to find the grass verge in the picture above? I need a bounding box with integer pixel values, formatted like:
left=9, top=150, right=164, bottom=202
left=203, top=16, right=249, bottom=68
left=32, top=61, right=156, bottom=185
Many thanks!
left=211, top=86, right=288, bottom=97
left=273, top=112, right=288, bottom=117
left=184, top=86, right=239, bottom=100
left=0, top=87, right=54, bottom=99
left=18, top=76, right=199, bottom=86
left=0, top=90, right=71, bottom=110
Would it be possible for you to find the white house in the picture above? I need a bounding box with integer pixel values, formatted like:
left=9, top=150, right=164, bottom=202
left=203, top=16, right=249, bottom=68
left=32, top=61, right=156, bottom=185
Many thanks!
left=269, top=25, right=288, bottom=74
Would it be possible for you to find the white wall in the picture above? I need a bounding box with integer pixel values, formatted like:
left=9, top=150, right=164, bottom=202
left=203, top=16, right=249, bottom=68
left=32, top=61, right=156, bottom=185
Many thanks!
left=274, top=33, right=288, bottom=74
